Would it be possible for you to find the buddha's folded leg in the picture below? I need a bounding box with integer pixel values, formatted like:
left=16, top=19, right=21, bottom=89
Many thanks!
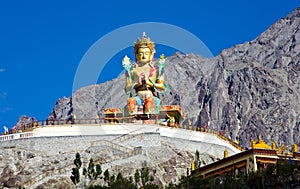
left=127, top=97, right=137, bottom=115
left=145, top=96, right=155, bottom=114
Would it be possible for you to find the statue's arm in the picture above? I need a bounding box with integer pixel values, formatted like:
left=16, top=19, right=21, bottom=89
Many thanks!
left=146, top=75, right=165, bottom=91
left=154, top=78, right=165, bottom=91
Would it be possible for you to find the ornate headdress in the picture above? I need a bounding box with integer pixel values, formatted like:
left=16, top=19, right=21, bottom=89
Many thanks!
left=134, top=32, right=156, bottom=54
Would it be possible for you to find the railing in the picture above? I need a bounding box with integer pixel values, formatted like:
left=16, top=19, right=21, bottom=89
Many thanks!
left=170, top=124, right=244, bottom=151
left=0, top=132, right=35, bottom=142
left=215, top=132, right=244, bottom=151
left=1, top=118, right=244, bottom=151
left=23, top=162, right=73, bottom=188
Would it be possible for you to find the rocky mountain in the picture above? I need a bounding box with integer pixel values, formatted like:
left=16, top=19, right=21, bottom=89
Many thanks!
left=49, top=7, right=300, bottom=149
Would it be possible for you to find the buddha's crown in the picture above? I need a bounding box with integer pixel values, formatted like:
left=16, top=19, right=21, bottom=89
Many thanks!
left=134, top=32, right=156, bottom=54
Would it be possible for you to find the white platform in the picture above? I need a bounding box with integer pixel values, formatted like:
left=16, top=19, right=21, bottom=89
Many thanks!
left=31, top=124, right=241, bottom=154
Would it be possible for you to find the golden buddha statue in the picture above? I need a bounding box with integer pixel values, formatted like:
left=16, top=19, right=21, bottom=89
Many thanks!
left=122, top=32, right=166, bottom=115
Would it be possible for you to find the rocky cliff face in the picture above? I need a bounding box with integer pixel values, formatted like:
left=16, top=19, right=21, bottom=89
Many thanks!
left=50, top=7, right=300, bottom=148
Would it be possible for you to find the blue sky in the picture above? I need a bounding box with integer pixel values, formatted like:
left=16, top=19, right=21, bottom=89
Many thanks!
left=0, top=1, right=299, bottom=133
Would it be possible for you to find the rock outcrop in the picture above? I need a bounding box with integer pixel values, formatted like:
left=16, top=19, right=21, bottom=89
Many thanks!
left=14, top=115, right=37, bottom=130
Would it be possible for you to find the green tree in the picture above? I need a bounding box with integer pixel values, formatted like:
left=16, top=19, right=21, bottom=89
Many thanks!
left=144, top=183, right=159, bottom=189
left=70, top=152, right=81, bottom=185
left=83, top=167, right=87, bottom=177
left=117, top=172, right=123, bottom=181
left=104, top=169, right=110, bottom=184
left=141, top=161, right=150, bottom=187
left=194, top=150, right=201, bottom=169
left=134, top=169, right=140, bottom=185
left=110, top=174, right=115, bottom=186
left=70, top=167, right=80, bottom=185
left=149, top=175, right=154, bottom=182
left=88, top=158, right=95, bottom=180
left=110, top=176, right=137, bottom=189
left=74, top=152, right=82, bottom=169
left=95, top=164, right=102, bottom=178
left=129, top=176, right=133, bottom=183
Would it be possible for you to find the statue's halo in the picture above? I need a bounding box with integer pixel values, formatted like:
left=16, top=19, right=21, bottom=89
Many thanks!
left=72, top=22, right=213, bottom=93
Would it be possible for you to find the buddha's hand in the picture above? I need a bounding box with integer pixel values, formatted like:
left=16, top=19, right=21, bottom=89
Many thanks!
left=139, top=72, right=145, bottom=85
left=146, top=78, right=155, bottom=87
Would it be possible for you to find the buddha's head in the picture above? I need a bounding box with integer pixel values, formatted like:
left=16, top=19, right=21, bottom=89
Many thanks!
left=134, top=32, right=155, bottom=64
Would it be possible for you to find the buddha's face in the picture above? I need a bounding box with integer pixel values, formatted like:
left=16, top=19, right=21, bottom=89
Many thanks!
left=136, top=47, right=153, bottom=64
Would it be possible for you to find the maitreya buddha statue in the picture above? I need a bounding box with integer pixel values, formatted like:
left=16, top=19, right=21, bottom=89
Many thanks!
left=122, top=32, right=167, bottom=115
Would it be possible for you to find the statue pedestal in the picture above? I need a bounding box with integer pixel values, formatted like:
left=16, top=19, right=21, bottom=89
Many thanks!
left=104, top=105, right=184, bottom=126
